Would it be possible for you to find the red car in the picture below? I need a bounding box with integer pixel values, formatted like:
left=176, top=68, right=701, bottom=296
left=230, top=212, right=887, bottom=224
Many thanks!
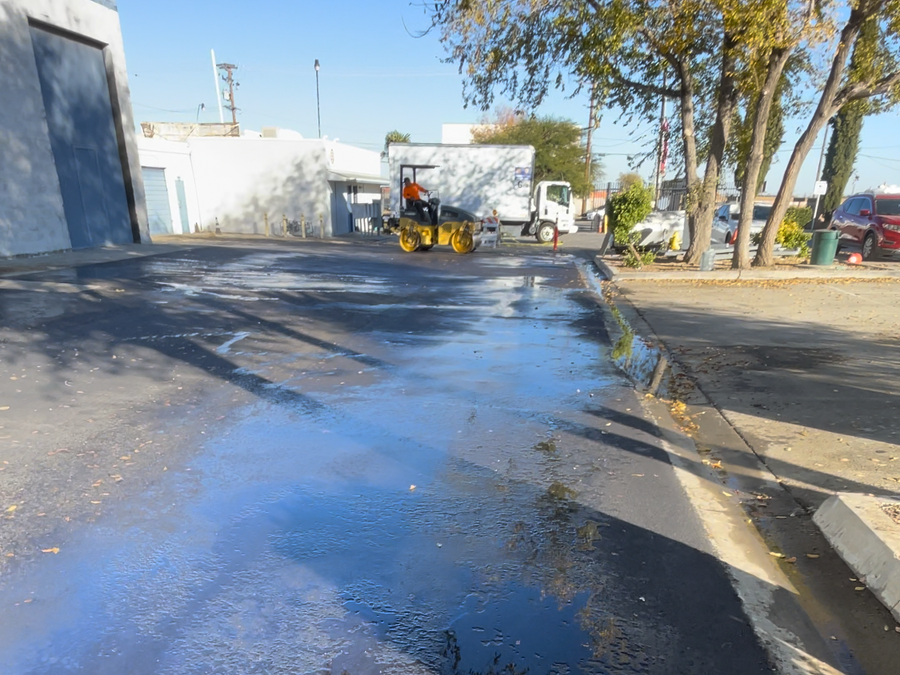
left=831, top=190, right=900, bottom=260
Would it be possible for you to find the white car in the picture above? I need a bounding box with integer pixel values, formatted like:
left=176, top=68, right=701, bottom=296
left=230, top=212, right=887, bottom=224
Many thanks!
left=597, top=210, right=686, bottom=250
left=712, top=203, right=771, bottom=245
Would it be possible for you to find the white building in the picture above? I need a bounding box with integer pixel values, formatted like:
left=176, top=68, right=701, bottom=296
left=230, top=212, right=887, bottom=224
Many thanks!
left=0, top=0, right=149, bottom=256
left=137, top=133, right=386, bottom=237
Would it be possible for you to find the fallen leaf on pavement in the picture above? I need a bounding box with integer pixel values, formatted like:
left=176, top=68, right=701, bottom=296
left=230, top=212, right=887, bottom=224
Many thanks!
left=855, top=586, right=866, bottom=591
left=0, top=407, right=9, bottom=411
left=785, top=557, right=797, bottom=564
left=769, top=552, right=785, bottom=558
left=41, top=548, right=59, bottom=554
left=806, top=554, right=820, bottom=559
left=5, top=505, right=16, bottom=513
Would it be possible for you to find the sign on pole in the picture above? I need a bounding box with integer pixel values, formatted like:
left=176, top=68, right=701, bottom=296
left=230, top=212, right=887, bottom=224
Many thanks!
left=814, top=180, right=828, bottom=196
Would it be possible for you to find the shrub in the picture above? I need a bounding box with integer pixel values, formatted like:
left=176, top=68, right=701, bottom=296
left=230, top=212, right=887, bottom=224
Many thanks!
left=785, top=206, right=813, bottom=229
left=751, top=219, right=811, bottom=258
left=608, top=181, right=654, bottom=244
left=608, top=181, right=656, bottom=267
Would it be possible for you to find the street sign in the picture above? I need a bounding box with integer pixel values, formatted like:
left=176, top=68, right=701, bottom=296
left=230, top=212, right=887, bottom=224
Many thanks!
left=814, top=180, right=828, bottom=196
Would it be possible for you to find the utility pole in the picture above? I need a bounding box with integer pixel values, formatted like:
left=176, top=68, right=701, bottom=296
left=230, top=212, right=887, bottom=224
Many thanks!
left=211, top=50, right=224, bottom=123
left=216, top=62, right=239, bottom=127
left=654, top=73, right=667, bottom=209
left=314, top=59, right=322, bottom=139
left=811, top=125, right=831, bottom=225
left=582, top=82, right=596, bottom=216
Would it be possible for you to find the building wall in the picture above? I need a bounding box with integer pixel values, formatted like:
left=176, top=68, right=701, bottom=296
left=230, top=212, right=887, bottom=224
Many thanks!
left=137, top=137, right=203, bottom=234
left=0, top=0, right=148, bottom=256
left=183, top=138, right=334, bottom=236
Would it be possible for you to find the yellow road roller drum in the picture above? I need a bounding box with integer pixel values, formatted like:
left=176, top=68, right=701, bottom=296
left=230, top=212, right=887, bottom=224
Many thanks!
left=398, top=218, right=476, bottom=254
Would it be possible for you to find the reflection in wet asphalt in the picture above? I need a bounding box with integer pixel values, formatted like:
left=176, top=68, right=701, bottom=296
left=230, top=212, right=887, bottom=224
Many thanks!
left=0, top=244, right=770, bottom=674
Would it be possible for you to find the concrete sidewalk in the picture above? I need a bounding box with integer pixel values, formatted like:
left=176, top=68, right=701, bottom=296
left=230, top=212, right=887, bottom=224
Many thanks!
left=602, top=273, right=900, bottom=670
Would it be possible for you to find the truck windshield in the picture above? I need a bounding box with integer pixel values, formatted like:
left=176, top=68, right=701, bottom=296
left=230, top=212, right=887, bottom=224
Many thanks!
left=546, top=185, right=570, bottom=206
left=876, top=199, right=900, bottom=216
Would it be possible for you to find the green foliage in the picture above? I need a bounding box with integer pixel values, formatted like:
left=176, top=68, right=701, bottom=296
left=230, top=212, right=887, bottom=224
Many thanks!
left=618, top=172, right=644, bottom=189
left=751, top=219, right=810, bottom=257
left=729, top=92, right=786, bottom=192
left=383, top=130, right=410, bottom=154
left=785, top=206, right=813, bottom=229
left=821, top=103, right=866, bottom=215
left=623, top=247, right=658, bottom=268
left=608, top=180, right=656, bottom=267
left=608, top=181, right=654, bottom=244
left=473, top=116, right=602, bottom=196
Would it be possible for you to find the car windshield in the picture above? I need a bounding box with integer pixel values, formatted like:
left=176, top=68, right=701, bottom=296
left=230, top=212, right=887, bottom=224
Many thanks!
left=875, top=199, right=900, bottom=216
left=751, top=205, right=771, bottom=221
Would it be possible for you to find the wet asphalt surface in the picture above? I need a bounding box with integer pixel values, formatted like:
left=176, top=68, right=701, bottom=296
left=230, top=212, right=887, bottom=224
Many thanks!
left=0, top=241, right=771, bottom=674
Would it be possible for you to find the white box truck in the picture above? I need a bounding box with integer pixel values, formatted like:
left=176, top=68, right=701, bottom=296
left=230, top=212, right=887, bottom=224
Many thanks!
left=387, top=143, right=577, bottom=242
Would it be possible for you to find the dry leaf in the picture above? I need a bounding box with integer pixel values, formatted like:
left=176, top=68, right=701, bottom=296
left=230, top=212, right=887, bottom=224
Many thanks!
left=409, top=484, right=416, bottom=491
left=806, top=554, right=820, bottom=559
left=785, top=557, right=797, bottom=564
left=722, top=491, right=733, bottom=497
left=855, top=586, right=866, bottom=591
left=0, top=406, right=9, bottom=411
left=90, top=500, right=101, bottom=504
left=632, top=473, right=644, bottom=477
left=91, top=480, right=102, bottom=487
left=5, top=505, right=16, bottom=513
left=769, top=552, right=785, bottom=558
left=23, top=598, right=32, bottom=604
left=41, top=548, right=59, bottom=554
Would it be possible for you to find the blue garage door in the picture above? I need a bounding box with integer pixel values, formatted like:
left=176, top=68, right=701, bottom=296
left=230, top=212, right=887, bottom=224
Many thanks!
left=30, top=25, right=133, bottom=249
left=143, top=168, right=173, bottom=235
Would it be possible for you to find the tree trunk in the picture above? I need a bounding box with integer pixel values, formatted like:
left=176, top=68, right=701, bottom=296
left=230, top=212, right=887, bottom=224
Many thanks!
left=678, top=61, right=700, bottom=248
left=685, top=33, right=739, bottom=264
left=754, top=8, right=867, bottom=266
left=732, top=49, right=791, bottom=269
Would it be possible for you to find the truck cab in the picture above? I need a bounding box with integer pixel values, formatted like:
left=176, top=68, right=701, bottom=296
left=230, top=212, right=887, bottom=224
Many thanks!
left=532, top=181, right=577, bottom=241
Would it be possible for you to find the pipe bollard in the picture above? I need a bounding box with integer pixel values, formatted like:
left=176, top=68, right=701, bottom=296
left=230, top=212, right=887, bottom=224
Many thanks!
left=264, top=212, right=269, bottom=237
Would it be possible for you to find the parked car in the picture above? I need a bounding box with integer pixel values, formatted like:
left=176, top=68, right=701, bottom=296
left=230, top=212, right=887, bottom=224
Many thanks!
left=830, top=190, right=900, bottom=260
left=711, top=202, right=772, bottom=245
left=582, top=207, right=605, bottom=221
left=600, top=210, right=685, bottom=250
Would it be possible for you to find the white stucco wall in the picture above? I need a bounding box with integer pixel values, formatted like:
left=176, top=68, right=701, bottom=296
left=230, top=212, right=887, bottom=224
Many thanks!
left=0, top=0, right=148, bottom=256
left=137, top=137, right=384, bottom=238
left=185, top=138, right=334, bottom=236
left=137, top=137, right=202, bottom=234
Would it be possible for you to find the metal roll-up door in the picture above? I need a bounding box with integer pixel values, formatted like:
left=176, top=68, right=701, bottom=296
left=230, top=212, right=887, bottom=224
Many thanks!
left=143, top=168, right=173, bottom=235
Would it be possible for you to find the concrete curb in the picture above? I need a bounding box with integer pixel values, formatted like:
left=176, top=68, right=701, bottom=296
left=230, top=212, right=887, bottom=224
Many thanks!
left=592, top=254, right=617, bottom=282
left=597, top=260, right=900, bottom=282
left=814, top=493, right=900, bottom=623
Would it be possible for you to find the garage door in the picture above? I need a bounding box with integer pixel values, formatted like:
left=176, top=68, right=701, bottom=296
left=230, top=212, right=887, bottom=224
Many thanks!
left=143, top=168, right=173, bottom=235
left=30, top=25, right=134, bottom=249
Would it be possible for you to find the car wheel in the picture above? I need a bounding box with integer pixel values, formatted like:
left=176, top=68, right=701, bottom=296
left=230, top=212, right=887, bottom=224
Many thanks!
left=536, top=222, right=556, bottom=243
left=862, top=232, right=878, bottom=260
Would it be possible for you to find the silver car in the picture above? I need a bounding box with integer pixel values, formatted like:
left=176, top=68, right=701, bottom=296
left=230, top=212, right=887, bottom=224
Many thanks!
left=712, top=203, right=771, bottom=245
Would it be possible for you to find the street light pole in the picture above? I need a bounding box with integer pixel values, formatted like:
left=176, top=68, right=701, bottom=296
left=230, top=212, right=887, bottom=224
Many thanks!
left=314, top=59, right=321, bottom=139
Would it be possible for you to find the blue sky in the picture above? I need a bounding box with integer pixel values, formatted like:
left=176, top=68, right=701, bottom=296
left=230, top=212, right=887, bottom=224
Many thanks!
left=118, top=0, right=899, bottom=196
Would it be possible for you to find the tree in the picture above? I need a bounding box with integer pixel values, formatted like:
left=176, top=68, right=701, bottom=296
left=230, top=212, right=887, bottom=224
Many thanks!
left=473, top=116, right=602, bottom=196
left=426, top=0, right=721, bottom=258
left=727, top=1, right=825, bottom=269
left=383, top=130, right=410, bottom=156
left=618, top=172, right=644, bottom=189
left=754, top=1, right=900, bottom=266
left=820, top=16, right=880, bottom=218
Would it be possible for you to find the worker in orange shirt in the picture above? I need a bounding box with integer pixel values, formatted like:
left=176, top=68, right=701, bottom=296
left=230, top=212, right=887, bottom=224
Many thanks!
left=403, top=177, right=435, bottom=224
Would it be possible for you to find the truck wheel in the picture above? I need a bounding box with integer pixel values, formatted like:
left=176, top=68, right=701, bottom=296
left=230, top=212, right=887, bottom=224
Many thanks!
left=536, top=222, right=555, bottom=243
left=399, top=229, right=421, bottom=252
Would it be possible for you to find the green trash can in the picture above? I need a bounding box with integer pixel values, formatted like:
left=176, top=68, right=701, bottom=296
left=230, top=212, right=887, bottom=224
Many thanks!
left=809, top=229, right=839, bottom=266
